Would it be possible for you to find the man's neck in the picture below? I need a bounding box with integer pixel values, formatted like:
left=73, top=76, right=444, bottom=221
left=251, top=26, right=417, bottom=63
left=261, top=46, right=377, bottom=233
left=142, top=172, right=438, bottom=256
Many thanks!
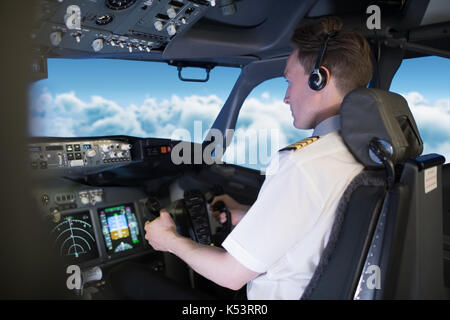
left=313, top=101, right=341, bottom=126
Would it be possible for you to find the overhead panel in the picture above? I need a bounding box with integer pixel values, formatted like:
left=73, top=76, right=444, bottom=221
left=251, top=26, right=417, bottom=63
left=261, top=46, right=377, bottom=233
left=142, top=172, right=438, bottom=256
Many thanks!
left=32, top=0, right=211, bottom=57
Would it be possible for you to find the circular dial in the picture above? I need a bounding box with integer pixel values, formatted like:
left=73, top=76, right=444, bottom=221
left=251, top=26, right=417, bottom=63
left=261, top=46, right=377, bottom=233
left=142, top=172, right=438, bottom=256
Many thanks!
left=50, top=212, right=98, bottom=263
left=105, top=0, right=137, bottom=11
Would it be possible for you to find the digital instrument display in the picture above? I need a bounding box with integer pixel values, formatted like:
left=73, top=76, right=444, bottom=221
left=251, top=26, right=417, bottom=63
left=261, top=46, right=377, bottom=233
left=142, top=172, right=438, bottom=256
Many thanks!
left=98, top=203, right=142, bottom=254
left=50, top=211, right=99, bottom=264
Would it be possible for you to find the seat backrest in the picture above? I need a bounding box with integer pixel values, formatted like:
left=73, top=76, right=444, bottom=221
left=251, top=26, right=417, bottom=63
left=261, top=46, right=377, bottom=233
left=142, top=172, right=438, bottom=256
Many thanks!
left=302, top=88, right=447, bottom=299
left=301, top=170, right=386, bottom=299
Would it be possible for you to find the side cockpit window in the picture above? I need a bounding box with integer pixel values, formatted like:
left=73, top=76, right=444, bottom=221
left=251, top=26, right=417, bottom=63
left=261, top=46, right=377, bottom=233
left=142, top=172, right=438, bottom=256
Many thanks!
left=390, top=56, right=450, bottom=161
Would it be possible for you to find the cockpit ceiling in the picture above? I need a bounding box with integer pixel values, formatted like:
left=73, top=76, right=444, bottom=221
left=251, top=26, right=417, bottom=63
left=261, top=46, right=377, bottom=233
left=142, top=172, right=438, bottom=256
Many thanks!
left=31, top=0, right=450, bottom=67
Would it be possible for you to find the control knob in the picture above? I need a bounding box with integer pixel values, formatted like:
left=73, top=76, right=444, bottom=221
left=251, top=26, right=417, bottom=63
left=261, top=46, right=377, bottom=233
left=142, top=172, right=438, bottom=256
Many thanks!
left=50, top=31, right=63, bottom=46
left=167, top=24, right=177, bottom=36
left=154, top=20, right=164, bottom=31
left=167, top=7, right=177, bottom=19
left=120, top=144, right=132, bottom=150
left=92, top=38, right=104, bottom=52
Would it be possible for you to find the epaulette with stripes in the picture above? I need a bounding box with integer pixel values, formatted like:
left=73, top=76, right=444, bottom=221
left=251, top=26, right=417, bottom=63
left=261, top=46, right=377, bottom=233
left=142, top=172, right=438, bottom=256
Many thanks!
left=279, top=136, right=319, bottom=152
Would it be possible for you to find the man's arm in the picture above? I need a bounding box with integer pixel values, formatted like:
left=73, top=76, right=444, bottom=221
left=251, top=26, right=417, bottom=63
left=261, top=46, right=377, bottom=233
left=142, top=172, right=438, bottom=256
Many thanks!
left=144, top=210, right=259, bottom=291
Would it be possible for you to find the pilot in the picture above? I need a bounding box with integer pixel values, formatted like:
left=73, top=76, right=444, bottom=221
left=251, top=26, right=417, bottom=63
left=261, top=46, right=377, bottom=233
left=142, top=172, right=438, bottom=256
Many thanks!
left=111, top=16, right=373, bottom=299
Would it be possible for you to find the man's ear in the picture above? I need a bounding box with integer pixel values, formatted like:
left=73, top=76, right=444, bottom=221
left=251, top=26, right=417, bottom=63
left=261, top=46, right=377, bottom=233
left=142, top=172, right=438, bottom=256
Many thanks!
left=321, top=66, right=331, bottom=87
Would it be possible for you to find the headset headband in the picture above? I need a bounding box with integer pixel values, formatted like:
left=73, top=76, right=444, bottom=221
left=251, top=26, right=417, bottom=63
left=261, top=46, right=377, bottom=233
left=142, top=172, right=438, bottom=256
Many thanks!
left=313, top=31, right=336, bottom=72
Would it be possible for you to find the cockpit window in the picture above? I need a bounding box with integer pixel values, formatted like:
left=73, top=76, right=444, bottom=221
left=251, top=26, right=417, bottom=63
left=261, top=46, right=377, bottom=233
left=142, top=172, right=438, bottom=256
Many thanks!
left=390, top=56, right=450, bottom=161
left=29, top=58, right=240, bottom=142
left=223, top=77, right=312, bottom=172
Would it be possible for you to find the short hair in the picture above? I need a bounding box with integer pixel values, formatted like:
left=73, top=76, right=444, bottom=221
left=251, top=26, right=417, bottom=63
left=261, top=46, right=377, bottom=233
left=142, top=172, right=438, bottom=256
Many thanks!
left=291, top=16, right=373, bottom=95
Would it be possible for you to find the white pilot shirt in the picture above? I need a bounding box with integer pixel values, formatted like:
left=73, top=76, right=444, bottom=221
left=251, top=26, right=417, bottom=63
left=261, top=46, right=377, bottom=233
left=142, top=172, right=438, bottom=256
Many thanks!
left=222, top=115, right=364, bottom=299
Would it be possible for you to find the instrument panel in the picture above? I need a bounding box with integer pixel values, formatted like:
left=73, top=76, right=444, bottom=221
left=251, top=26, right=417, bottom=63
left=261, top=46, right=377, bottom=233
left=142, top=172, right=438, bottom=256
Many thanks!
left=28, top=136, right=221, bottom=270
left=50, top=211, right=99, bottom=264
left=36, top=182, right=156, bottom=268
left=28, top=139, right=133, bottom=171
left=98, top=203, right=143, bottom=254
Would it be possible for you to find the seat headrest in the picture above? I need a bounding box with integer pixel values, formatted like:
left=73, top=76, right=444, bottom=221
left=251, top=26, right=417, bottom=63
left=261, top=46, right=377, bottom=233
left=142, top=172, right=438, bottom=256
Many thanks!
left=340, top=88, right=423, bottom=169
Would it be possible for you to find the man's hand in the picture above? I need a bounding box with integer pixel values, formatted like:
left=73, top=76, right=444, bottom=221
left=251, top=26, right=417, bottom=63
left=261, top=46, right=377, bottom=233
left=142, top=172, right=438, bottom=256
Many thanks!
left=209, top=194, right=250, bottom=226
left=144, top=209, right=178, bottom=252
left=145, top=207, right=259, bottom=291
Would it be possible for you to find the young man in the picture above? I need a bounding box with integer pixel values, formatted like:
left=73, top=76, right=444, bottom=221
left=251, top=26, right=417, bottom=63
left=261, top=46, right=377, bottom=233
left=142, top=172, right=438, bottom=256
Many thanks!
left=143, top=16, right=373, bottom=299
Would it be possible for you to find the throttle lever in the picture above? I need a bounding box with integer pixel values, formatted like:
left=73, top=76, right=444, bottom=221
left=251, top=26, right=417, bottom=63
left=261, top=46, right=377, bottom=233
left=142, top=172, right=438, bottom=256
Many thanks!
left=206, top=185, right=232, bottom=234
left=145, top=197, right=174, bottom=221
left=145, top=197, right=162, bottom=220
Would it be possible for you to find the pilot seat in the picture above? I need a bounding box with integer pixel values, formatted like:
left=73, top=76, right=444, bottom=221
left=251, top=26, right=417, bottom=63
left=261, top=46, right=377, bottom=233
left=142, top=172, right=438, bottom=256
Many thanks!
left=301, top=88, right=448, bottom=299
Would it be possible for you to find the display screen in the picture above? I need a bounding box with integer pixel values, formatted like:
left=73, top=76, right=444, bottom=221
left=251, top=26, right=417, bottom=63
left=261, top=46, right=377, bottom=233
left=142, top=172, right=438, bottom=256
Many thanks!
left=98, top=203, right=142, bottom=254
left=50, top=211, right=99, bottom=264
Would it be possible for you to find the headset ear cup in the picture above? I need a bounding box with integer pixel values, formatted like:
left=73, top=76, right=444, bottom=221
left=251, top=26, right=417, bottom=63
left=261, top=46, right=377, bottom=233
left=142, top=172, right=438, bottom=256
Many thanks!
left=308, top=71, right=320, bottom=90
left=317, top=67, right=327, bottom=90
left=308, top=67, right=327, bottom=91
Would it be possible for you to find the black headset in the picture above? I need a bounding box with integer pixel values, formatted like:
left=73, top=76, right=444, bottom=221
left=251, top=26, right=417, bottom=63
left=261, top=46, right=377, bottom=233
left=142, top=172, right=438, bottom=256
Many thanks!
left=308, top=31, right=336, bottom=91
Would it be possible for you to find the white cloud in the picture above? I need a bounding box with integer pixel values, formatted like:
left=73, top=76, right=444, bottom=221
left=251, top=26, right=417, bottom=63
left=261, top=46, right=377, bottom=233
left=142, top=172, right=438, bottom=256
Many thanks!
left=401, top=92, right=450, bottom=161
left=29, top=89, right=449, bottom=171
left=29, top=91, right=224, bottom=140
left=402, top=92, right=450, bottom=136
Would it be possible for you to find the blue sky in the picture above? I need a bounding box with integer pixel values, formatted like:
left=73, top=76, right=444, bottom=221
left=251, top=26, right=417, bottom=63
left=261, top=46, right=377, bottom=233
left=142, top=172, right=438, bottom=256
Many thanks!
left=390, top=56, right=450, bottom=102
left=29, top=55, right=449, bottom=168
left=30, top=59, right=241, bottom=105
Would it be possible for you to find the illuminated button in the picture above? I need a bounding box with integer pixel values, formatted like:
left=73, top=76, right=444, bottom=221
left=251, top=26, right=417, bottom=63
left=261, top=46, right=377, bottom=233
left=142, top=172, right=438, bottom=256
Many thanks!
left=160, top=146, right=167, bottom=154
left=69, top=159, right=84, bottom=167
left=79, top=193, right=90, bottom=205
left=86, top=149, right=97, bottom=158
left=74, top=144, right=81, bottom=151
left=75, top=153, right=82, bottom=160
left=66, top=144, right=73, bottom=152
left=67, top=153, right=74, bottom=160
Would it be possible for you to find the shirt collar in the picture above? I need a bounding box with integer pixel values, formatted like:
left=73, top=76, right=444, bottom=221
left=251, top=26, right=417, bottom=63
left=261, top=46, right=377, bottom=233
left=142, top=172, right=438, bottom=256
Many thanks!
left=312, top=115, right=341, bottom=137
